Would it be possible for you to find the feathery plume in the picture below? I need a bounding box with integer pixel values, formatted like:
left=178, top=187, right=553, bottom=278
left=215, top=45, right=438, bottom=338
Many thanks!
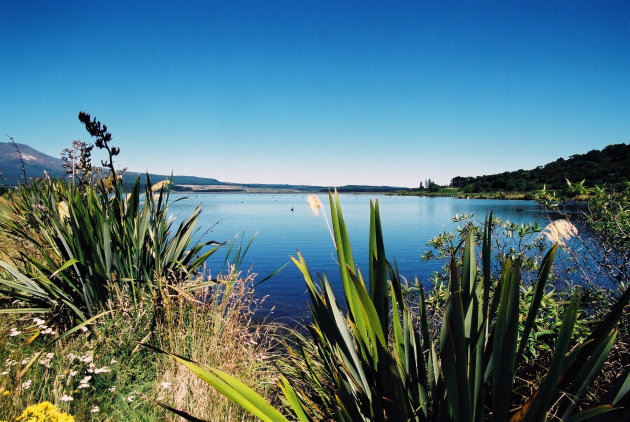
left=307, top=194, right=335, bottom=247
left=307, top=194, right=323, bottom=216
left=57, top=201, right=69, bottom=220
left=152, top=179, right=171, bottom=192
left=540, top=219, right=578, bottom=246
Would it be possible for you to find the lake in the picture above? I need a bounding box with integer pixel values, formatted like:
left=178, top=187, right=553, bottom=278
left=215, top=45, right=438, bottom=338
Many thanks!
left=167, top=193, right=545, bottom=322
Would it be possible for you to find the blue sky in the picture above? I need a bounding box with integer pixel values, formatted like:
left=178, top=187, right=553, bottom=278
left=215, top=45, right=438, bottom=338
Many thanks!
left=1, top=1, right=628, bottom=187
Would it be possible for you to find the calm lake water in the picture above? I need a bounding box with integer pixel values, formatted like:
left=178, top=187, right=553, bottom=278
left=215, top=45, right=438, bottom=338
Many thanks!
left=167, top=194, right=545, bottom=322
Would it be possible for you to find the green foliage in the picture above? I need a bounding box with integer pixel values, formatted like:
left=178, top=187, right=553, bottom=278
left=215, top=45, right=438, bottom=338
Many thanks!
left=418, top=178, right=440, bottom=192
left=422, top=213, right=547, bottom=287
left=451, top=143, right=630, bottom=192
left=537, top=182, right=630, bottom=291
left=0, top=306, right=162, bottom=421
left=0, top=113, right=221, bottom=327
left=174, top=192, right=630, bottom=421
left=569, top=182, right=629, bottom=255
left=1, top=269, right=278, bottom=421
left=0, top=175, right=220, bottom=326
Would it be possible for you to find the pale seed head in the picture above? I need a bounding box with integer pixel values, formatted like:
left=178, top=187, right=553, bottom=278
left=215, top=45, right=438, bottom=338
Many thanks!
left=307, top=194, right=323, bottom=216
left=541, top=219, right=578, bottom=246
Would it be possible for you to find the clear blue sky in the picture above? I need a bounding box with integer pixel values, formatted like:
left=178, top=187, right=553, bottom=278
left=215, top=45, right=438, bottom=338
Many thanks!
left=1, top=1, right=628, bottom=187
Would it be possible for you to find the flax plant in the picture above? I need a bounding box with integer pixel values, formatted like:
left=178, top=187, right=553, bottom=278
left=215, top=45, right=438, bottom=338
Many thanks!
left=0, top=175, right=221, bottom=326
left=161, top=192, right=630, bottom=421
left=0, top=112, right=222, bottom=327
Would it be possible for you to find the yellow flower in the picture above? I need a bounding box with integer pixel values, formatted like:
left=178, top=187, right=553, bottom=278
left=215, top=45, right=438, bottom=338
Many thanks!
left=15, top=401, right=74, bottom=422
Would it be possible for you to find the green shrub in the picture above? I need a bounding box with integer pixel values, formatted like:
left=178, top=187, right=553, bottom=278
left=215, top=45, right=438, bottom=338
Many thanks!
left=536, top=182, right=630, bottom=293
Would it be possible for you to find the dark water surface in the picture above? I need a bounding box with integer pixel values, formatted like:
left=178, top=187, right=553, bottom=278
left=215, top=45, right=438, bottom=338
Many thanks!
left=167, top=194, right=544, bottom=322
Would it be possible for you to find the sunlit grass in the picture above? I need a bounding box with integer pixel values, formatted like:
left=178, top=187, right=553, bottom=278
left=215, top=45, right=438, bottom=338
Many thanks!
left=0, top=270, right=281, bottom=421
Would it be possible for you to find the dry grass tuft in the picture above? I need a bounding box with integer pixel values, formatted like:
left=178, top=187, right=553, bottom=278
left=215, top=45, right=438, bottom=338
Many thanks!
left=155, top=271, right=282, bottom=421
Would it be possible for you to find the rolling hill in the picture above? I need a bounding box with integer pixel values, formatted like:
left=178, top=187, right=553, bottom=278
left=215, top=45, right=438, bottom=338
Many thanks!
left=0, top=142, right=407, bottom=193
left=449, top=143, right=630, bottom=192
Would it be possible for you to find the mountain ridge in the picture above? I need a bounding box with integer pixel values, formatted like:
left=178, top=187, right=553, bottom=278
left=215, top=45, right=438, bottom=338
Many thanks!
left=0, top=142, right=407, bottom=193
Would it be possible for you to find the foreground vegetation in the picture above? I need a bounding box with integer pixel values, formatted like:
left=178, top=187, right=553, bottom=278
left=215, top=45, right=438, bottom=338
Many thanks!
left=0, top=274, right=279, bottom=421
left=1, top=113, right=629, bottom=420
left=171, top=192, right=630, bottom=421
left=0, top=113, right=280, bottom=420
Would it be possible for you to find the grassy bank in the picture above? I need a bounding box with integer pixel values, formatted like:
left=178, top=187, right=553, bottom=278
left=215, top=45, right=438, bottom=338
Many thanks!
left=0, top=274, right=280, bottom=421
left=0, top=174, right=282, bottom=420
left=392, top=182, right=618, bottom=201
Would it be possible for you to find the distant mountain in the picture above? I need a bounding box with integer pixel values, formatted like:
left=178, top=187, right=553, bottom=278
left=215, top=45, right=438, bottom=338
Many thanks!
left=450, top=143, right=630, bottom=192
left=0, top=142, right=67, bottom=183
left=0, top=142, right=409, bottom=193
left=122, top=172, right=225, bottom=188
left=0, top=142, right=225, bottom=187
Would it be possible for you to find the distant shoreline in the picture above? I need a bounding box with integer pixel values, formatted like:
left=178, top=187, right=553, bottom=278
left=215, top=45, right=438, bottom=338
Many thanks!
left=170, top=184, right=406, bottom=194
left=167, top=185, right=540, bottom=199
left=390, top=189, right=536, bottom=200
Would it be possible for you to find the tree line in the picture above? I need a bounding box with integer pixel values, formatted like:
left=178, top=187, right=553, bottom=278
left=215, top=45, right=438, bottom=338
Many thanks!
left=450, top=143, right=630, bottom=192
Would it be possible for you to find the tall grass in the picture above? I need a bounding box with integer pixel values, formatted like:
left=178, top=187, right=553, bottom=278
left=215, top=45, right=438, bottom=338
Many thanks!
left=0, top=270, right=280, bottom=421
left=0, top=296, right=162, bottom=421
left=154, top=271, right=282, bottom=421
